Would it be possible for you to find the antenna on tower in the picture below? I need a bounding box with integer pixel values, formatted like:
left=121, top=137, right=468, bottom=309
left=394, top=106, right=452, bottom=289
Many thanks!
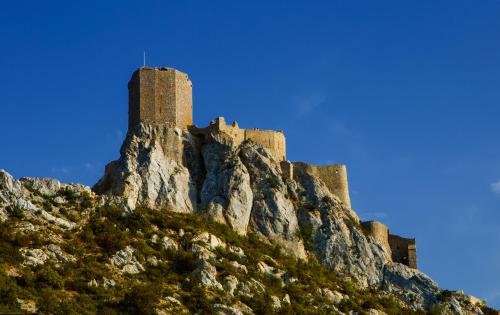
left=143, top=51, right=146, bottom=67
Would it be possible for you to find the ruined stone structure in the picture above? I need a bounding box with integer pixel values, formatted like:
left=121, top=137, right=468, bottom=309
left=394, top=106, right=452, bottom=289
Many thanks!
left=192, top=117, right=287, bottom=161
left=389, top=234, right=417, bottom=269
left=292, top=162, right=351, bottom=209
left=128, top=67, right=193, bottom=131
left=361, top=221, right=417, bottom=269
left=124, top=66, right=417, bottom=269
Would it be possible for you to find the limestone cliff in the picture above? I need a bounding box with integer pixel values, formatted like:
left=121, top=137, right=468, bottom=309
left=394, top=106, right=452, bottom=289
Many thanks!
left=90, top=123, right=483, bottom=313
left=0, top=163, right=488, bottom=314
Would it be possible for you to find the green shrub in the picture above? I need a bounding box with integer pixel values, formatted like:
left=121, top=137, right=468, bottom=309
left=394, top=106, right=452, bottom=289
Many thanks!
left=437, top=290, right=453, bottom=302
left=6, top=205, right=24, bottom=219
left=35, top=265, right=64, bottom=289
left=0, top=271, right=22, bottom=314
left=481, top=305, right=500, bottom=315
left=181, top=285, right=218, bottom=314
left=0, top=222, right=24, bottom=263
left=266, top=177, right=280, bottom=190
left=118, top=284, right=159, bottom=315
left=42, top=200, right=53, bottom=212
left=169, top=250, right=198, bottom=275
left=57, top=188, right=79, bottom=201
left=80, top=192, right=94, bottom=209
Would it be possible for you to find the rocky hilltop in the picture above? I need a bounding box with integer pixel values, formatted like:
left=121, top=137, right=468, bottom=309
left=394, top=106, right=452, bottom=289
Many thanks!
left=0, top=123, right=492, bottom=314
left=0, top=66, right=495, bottom=314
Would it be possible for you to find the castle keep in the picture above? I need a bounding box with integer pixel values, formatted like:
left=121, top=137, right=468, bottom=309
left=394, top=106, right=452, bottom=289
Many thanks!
left=128, top=67, right=193, bottom=130
left=127, top=66, right=417, bottom=269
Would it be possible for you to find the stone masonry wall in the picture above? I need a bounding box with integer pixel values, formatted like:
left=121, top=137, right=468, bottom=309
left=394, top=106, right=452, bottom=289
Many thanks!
left=128, top=67, right=192, bottom=131
left=361, top=221, right=392, bottom=259
left=293, top=162, right=351, bottom=208
left=193, top=117, right=286, bottom=161
left=128, top=70, right=141, bottom=129
left=280, top=161, right=293, bottom=180
left=174, top=70, right=193, bottom=128
left=314, top=164, right=351, bottom=209
left=389, top=235, right=417, bottom=269
left=244, top=129, right=286, bottom=161
left=361, top=220, right=417, bottom=269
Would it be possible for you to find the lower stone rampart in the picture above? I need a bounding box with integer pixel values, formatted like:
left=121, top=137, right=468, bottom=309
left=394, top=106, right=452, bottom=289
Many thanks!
left=293, top=162, right=351, bottom=208
left=361, top=221, right=392, bottom=259
left=361, top=220, right=417, bottom=269
left=389, top=234, right=417, bottom=269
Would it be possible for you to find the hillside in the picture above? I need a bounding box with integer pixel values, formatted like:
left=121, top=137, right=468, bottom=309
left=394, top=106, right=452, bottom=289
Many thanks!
left=0, top=127, right=496, bottom=314
left=0, top=66, right=497, bottom=315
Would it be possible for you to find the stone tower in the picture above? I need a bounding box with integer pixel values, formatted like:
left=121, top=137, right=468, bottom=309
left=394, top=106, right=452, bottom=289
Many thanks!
left=128, top=67, right=192, bottom=131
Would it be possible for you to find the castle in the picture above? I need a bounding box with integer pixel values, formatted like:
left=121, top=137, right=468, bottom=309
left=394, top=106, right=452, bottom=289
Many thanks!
left=128, top=66, right=417, bottom=269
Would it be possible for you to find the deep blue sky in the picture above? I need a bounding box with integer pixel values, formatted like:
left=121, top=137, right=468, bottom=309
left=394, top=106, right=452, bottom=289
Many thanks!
left=1, top=0, right=499, bottom=307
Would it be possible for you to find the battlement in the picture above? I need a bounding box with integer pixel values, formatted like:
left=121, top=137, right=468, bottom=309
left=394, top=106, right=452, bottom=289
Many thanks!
left=128, top=67, right=192, bottom=131
left=192, top=117, right=287, bottom=161
left=361, top=220, right=417, bottom=269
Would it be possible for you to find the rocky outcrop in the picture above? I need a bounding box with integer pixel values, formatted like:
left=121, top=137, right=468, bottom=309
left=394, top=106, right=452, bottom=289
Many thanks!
left=0, top=169, right=89, bottom=229
left=109, top=246, right=145, bottom=274
left=293, top=169, right=389, bottom=287
left=0, top=122, right=481, bottom=313
left=200, top=140, right=253, bottom=235
left=89, top=124, right=486, bottom=312
left=93, top=125, right=198, bottom=213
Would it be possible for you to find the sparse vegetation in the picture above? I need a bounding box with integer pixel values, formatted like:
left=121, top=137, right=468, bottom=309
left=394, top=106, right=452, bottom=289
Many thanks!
left=0, top=196, right=493, bottom=315
left=6, top=205, right=24, bottom=219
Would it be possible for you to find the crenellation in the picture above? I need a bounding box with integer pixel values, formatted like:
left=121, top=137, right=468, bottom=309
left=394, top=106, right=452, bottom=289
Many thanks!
left=192, top=116, right=286, bottom=161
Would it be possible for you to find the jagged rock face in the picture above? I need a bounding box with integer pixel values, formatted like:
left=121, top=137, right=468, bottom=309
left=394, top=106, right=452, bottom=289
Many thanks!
left=93, top=125, right=198, bottom=212
left=294, top=171, right=388, bottom=286
left=0, top=166, right=486, bottom=313
left=238, top=142, right=299, bottom=242
left=0, top=169, right=88, bottom=229
left=89, top=124, right=482, bottom=312
left=200, top=140, right=253, bottom=235
left=382, top=263, right=440, bottom=308
left=91, top=124, right=395, bottom=284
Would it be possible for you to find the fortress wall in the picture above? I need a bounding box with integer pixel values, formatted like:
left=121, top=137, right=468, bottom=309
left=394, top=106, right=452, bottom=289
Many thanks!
left=129, top=69, right=158, bottom=130
left=389, top=234, right=417, bottom=269
left=292, top=162, right=316, bottom=176
left=408, top=244, right=417, bottom=269
left=174, top=70, right=193, bottom=128
left=293, top=162, right=351, bottom=208
left=204, top=117, right=286, bottom=161
left=215, top=117, right=245, bottom=145
left=155, top=69, right=176, bottom=127
left=244, top=129, right=286, bottom=161
left=128, top=71, right=141, bottom=130
left=315, top=164, right=351, bottom=209
left=361, top=221, right=392, bottom=259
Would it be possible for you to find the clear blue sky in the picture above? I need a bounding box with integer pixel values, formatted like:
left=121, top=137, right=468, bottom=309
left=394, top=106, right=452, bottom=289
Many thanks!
left=1, top=0, right=499, bottom=307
